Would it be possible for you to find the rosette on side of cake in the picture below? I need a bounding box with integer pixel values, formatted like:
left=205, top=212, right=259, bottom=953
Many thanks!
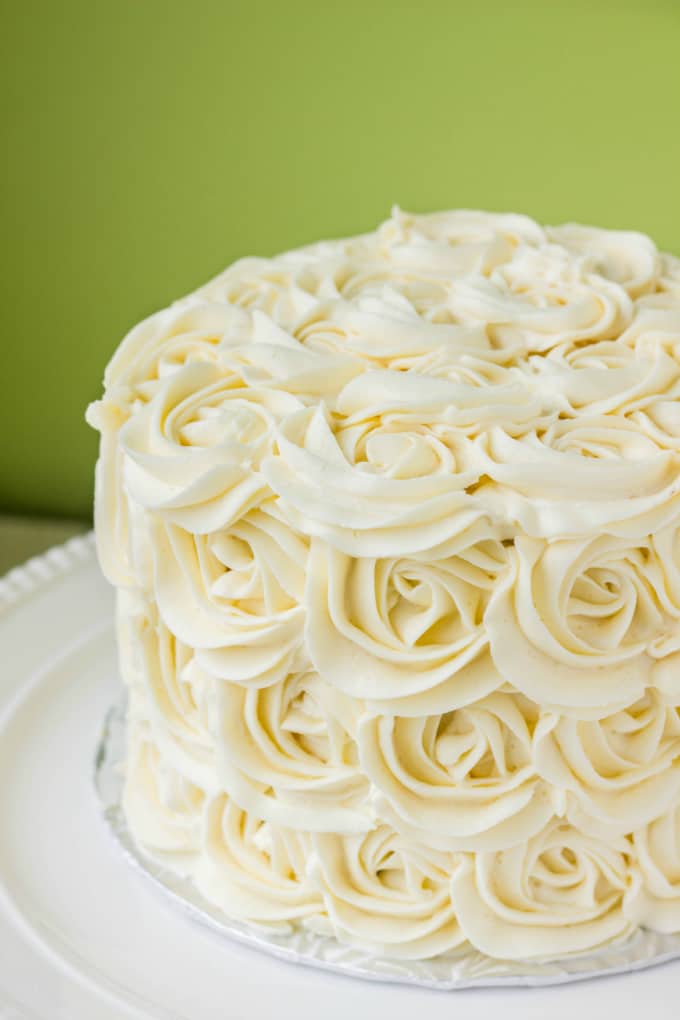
left=88, top=209, right=680, bottom=963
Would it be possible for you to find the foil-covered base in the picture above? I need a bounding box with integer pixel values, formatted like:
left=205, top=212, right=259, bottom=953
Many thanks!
left=94, top=699, right=680, bottom=990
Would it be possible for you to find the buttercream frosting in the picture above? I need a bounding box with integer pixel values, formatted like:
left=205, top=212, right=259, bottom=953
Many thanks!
left=88, top=208, right=680, bottom=964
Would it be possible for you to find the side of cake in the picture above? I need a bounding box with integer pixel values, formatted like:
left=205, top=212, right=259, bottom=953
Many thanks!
left=88, top=209, right=680, bottom=962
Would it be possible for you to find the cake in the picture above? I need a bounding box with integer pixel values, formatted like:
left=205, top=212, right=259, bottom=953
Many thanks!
left=87, top=208, right=680, bottom=964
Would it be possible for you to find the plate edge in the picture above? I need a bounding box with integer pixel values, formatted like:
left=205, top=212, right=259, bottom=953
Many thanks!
left=0, top=531, right=97, bottom=617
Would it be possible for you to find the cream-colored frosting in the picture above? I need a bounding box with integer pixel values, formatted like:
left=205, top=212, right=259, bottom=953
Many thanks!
left=89, top=208, right=680, bottom=963
left=450, top=818, right=633, bottom=959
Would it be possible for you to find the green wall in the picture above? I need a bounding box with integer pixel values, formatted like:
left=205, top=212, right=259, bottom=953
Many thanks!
left=2, top=0, right=679, bottom=518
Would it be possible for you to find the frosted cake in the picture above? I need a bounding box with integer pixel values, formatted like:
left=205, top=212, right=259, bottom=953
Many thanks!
left=87, top=209, right=680, bottom=963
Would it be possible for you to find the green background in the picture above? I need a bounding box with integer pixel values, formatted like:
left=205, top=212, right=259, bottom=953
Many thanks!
left=2, top=0, right=679, bottom=520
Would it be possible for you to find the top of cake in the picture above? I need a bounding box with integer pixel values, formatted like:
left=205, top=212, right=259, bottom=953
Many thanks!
left=91, top=207, right=680, bottom=550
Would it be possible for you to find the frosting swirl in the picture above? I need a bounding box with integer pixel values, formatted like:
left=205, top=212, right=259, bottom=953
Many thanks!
left=120, top=360, right=302, bottom=533
left=195, top=794, right=323, bottom=929
left=546, top=223, right=662, bottom=299
left=310, top=825, right=465, bottom=958
left=103, top=302, right=249, bottom=398
left=261, top=404, right=486, bottom=557
left=450, top=818, right=632, bottom=959
left=448, top=243, right=633, bottom=353
left=359, top=692, right=553, bottom=851
left=128, top=607, right=216, bottom=791
left=486, top=535, right=668, bottom=712
left=213, top=669, right=371, bottom=832
left=534, top=690, right=680, bottom=834
left=151, top=510, right=306, bottom=686
left=625, top=803, right=680, bottom=933
left=305, top=529, right=507, bottom=711
left=123, top=723, right=205, bottom=870
left=474, top=420, right=680, bottom=539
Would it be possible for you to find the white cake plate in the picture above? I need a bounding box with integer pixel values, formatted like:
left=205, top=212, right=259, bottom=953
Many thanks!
left=1, top=536, right=680, bottom=1020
